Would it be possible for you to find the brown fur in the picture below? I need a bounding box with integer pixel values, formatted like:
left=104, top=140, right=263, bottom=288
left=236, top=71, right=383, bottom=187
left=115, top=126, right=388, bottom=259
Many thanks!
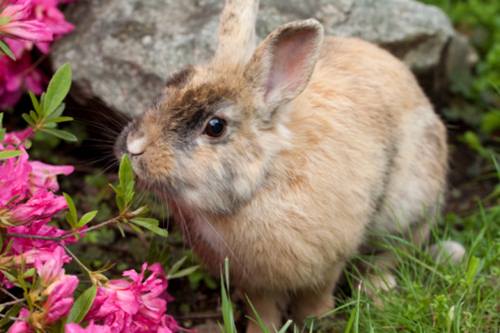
left=115, top=1, right=448, bottom=331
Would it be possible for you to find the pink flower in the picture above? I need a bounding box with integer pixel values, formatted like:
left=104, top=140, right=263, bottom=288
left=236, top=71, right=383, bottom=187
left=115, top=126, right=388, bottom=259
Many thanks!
left=36, top=247, right=79, bottom=324
left=85, top=263, right=178, bottom=333
left=43, top=273, right=78, bottom=323
left=9, top=223, right=73, bottom=263
left=6, top=250, right=78, bottom=331
left=0, top=1, right=53, bottom=42
left=30, top=0, right=73, bottom=53
left=7, top=308, right=32, bottom=333
left=0, top=53, right=44, bottom=108
left=66, top=322, right=113, bottom=333
left=0, top=133, right=73, bottom=225
left=1, top=131, right=75, bottom=282
left=30, top=161, right=74, bottom=191
left=158, top=315, right=178, bottom=333
left=0, top=0, right=74, bottom=109
left=0, top=148, right=31, bottom=206
left=1, top=128, right=33, bottom=146
left=35, top=245, right=65, bottom=283
left=10, top=189, right=68, bottom=224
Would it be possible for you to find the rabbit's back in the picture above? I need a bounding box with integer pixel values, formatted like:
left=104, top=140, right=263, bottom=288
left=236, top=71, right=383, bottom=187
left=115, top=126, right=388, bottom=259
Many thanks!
left=293, top=36, right=447, bottom=243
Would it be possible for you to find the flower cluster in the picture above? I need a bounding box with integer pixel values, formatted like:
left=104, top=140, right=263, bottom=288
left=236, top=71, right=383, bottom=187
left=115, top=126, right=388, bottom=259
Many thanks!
left=7, top=250, right=178, bottom=333
left=0, top=126, right=179, bottom=332
left=0, top=119, right=179, bottom=333
left=0, top=0, right=74, bottom=109
left=71, top=264, right=179, bottom=333
left=0, top=129, right=80, bottom=331
left=0, top=128, right=75, bottom=281
left=0, top=128, right=179, bottom=333
left=9, top=248, right=79, bottom=332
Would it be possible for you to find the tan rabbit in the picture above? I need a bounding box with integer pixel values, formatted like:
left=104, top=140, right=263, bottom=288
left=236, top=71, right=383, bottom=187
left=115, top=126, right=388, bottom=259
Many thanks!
left=115, top=0, right=462, bottom=331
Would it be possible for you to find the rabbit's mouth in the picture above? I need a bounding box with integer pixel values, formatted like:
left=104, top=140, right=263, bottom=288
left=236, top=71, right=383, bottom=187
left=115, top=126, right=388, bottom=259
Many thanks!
left=114, top=121, right=138, bottom=161
left=114, top=120, right=154, bottom=177
left=114, top=126, right=128, bottom=161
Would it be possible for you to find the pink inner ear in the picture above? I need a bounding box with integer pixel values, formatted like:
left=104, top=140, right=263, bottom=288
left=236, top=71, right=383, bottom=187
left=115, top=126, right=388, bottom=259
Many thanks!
left=265, top=27, right=319, bottom=102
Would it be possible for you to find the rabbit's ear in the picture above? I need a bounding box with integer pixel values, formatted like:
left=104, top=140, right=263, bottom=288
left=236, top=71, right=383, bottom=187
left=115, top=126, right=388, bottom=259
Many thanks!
left=245, top=19, right=324, bottom=112
left=213, top=0, right=259, bottom=67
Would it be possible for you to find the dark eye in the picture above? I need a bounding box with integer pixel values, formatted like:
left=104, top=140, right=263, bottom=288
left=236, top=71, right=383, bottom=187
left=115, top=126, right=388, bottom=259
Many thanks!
left=204, top=117, right=227, bottom=138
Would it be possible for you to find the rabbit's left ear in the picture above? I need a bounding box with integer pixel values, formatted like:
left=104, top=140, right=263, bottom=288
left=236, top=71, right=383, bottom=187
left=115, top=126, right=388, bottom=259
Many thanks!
left=245, top=19, right=324, bottom=111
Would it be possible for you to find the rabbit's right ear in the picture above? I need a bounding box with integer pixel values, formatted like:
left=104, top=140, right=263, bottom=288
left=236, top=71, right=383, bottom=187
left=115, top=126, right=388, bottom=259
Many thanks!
left=245, top=19, right=324, bottom=118
left=213, top=0, right=259, bottom=67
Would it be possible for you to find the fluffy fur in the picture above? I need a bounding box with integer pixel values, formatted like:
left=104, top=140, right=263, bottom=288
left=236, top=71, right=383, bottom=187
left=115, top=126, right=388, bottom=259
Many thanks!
left=115, top=0, right=448, bottom=331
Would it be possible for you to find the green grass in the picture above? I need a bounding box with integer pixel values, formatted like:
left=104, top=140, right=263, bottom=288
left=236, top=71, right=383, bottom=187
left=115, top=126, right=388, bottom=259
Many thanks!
left=218, top=202, right=499, bottom=333
left=323, top=205, right=499, bottom=333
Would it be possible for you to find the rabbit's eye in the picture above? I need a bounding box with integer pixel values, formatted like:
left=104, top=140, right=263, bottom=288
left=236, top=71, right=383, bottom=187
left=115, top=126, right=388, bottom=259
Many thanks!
left=204, top=117, right=226, bottom=138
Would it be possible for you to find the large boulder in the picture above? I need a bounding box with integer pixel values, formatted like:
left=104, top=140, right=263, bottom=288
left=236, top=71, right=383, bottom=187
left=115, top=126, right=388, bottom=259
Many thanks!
left=53, top=0, right=466, bottom=116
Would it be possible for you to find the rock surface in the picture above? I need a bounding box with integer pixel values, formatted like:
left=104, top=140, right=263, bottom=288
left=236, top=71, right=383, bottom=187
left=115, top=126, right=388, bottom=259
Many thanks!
left=53, top=0, right=461, bottom=116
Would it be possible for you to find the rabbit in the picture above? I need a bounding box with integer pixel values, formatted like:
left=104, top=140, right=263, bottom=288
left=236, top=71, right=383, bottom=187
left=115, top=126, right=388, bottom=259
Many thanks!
left=115, top=0, right=463, bottom=331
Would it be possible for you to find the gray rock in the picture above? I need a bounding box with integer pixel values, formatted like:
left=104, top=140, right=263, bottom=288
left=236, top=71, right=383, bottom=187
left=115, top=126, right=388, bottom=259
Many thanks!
left=53, top=0, right=463, bottom=116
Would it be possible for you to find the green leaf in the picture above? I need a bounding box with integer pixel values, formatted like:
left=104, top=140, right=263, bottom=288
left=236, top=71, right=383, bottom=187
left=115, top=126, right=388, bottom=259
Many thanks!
left=481, top=110, right=500, bottom=135
left=167, top=256, right=200, bottom=280
left=167, top=256, right=187, bottom=276
left=23, top=268, right=36, bottom=278
left=116, top=154, right=135, bottom=210
left=0, top=270, right=16, bottom=284
left=109, top=183, right=119, bottom=195
left=64, top=193, right=78, bottom=227
left=119, top=154, right=134, bottom=191
left=0, top=150, right=22, bottom=160
left=168, top=265, right=199, bottom=280
left=220, top=258, right=237, bottom=333
left=29, top=110, right=38, bottom=122
left=43, top=63, right=72, bottom=116
left=277, top=320, right=293, bottom=333
left=41, top=128, right=78, bottom=142
left=130, top=217, right=168, bottom=237
left=77, top=210, right=98, bottom=228
left=46, top=103, right=66, bottom=120
left=0, top=40, right=15, bottom=60
left=48, top=116, right=74, bottom=124
left=40, top=92, right=46, bottom=109
left=22, top=113, right=35, bottom=126
left=0, top=113, right=4, bottom=141
left=129, top=223, right=143, bottom=234
left=0, top=304, right=21, bottom=328
left=246, top=296, right=271, bottom=333
left=465, top=256, right=482, bottom=287
left=0, top=17, right=10, bottom=25
left=117, top=224, right=126, bottom=238
left=66, top=284, right=97, bottom=323
left=461, top=131, right=491, bottom=158
left=28, top=91, right=42, bottom=115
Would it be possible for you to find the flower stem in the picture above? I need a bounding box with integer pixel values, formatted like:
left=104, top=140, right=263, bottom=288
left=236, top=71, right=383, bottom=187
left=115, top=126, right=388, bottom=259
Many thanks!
left=0, top=298, right=24, bottom=308
left=0, top=313, right=22, bottom=321
left=61, top=243, right=93, bottom=280
left=0, top=287, right=20, bottom=301
left=5, top=216, right=122, bottom=242
left=79, top=216, right=122, bottom=234
left=5, top=216, right=123, bottom=280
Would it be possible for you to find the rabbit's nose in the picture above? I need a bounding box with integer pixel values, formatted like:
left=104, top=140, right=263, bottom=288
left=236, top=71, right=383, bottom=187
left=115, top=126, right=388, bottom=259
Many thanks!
left=127, top=135, right=147, bottom=156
